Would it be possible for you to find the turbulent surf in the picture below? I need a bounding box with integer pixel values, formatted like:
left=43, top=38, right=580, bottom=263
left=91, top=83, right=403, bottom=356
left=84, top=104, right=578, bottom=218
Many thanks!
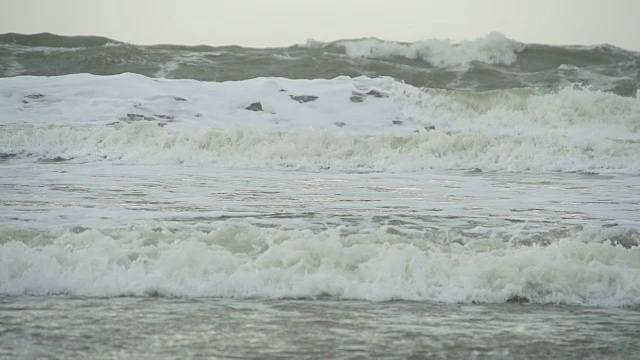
left=1, top=33, right=639, bottom=307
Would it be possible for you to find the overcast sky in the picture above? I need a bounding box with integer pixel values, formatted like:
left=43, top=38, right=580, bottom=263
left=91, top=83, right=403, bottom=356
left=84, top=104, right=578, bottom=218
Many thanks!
left=1, top=0, right=638, bottom=50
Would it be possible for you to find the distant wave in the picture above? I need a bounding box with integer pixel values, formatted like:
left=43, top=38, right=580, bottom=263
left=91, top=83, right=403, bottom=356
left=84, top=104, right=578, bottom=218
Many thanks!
left=0, top=32, right=121, bottom=47
left=333, top=32, right=524, bottom=67
left=1, top=32, right=638, bottom=95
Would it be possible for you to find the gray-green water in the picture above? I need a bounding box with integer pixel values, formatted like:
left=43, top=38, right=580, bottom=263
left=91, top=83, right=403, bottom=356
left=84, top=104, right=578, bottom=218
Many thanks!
left=1, top=32, right=639, bottom=95
left=2, top=296, right=639, bottom=359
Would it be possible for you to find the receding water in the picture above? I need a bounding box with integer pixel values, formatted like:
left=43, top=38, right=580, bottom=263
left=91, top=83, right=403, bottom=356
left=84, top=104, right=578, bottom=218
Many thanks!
left=2, top=296, right=639, bottom=359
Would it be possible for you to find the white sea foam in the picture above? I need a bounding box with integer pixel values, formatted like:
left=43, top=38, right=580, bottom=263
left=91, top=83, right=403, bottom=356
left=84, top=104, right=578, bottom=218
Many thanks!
left=1, top=224, right=638, bottom=305
left=2, top=73, right=639, bottom=306
left=336, top=32, right=525, bottom=67
left=2, top=122, right=638, bottom=174
left=1, top=73, right=638, bottom=174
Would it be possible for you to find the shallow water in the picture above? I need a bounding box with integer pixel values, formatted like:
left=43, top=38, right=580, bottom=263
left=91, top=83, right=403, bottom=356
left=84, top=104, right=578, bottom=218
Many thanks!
left=2, top=162, right=639, bottom=304
left=2, top=162, right=639, bottom=234
left=2, top=296, right=639, bottom=359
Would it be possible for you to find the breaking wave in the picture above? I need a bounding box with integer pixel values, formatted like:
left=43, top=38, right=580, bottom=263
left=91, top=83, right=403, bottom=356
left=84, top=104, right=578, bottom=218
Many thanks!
left=1, top=223, right=638, bottom=305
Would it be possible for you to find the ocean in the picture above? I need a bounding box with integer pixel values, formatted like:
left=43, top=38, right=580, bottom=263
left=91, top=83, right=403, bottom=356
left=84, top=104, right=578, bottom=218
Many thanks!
left=0, top=32, right=639, bottom=358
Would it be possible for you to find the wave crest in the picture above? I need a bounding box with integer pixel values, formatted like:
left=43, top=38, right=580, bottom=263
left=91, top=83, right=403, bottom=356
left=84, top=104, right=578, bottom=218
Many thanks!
left=1, top=223, right=638, bottom=305
left=336, top=32, right=525, bottom=67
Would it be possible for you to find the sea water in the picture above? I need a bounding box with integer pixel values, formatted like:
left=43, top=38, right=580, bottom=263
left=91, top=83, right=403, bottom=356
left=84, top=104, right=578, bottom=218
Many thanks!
left=1, top=33, right=639, bottom=358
